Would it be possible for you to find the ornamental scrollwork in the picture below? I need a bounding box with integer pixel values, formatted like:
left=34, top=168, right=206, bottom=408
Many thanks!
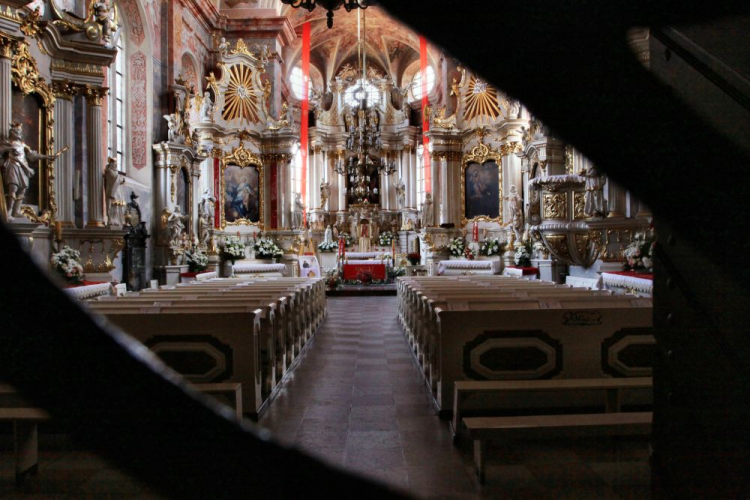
left=543, top=193, right=568, bottom=219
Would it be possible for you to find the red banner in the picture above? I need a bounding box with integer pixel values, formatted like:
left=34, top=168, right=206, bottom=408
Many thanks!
left=420, top=35, right=431, bottom=194
left=301, top=21, right=311, bottom=226
left=213, top=157, right=221, bottom=228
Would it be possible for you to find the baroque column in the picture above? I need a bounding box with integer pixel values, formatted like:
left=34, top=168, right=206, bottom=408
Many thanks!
left=52, top=80, right=77, bottom=225
left=337, top=150, right=347, bottom=214
left=0, top=35, right=14, bottom=140
left=84, top=85, right=108, bottom=228
left=439, top=154, right=449, bottom=225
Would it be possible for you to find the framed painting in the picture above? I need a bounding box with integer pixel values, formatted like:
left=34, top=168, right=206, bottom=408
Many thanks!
left=220, top=143, right=264, bottom=229
left=461, top=142, right=504, bottom=225
left=11, top=90, right=44, bottom=207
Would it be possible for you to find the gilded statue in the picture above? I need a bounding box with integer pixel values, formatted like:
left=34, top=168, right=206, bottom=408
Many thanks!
left=0, top=123, right=58, bottom=219
left=104, top=157, right=126, bottom=226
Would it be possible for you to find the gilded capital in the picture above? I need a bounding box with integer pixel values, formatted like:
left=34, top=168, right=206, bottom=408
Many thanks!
left=0, top=33, right=16, bottom=60
left=83, top=85, right=108, bottom=106
left=52, top=79, right=78, bottom=101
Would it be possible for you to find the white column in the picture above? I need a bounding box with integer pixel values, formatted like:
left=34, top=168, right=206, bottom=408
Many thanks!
left=52, top=81, right=77, bottom=225
left=607, top=180, right=626, bottom=218
left=440, top=155, right=449, bottom=225
left=408, top=149, right=416, bottom=209
left=85, top=86, right=107, bottom=227
left=0, top=39, right=12, bottom=141
left=337, top=151, right=346, bottom=212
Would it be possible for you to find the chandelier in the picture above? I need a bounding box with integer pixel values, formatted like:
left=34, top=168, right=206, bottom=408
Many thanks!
left=280, top=0, right=371, bottom=29
left=333, top=8, right=395, bottom=204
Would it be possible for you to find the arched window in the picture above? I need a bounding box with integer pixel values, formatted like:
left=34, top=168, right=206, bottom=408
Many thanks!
left=290, top=66, right=311, bottom=101
left=411, top=66, right=436, bottom=102
left=107, top=29, right=126, bottom=172
left=344, top=79, right=380, bottom=108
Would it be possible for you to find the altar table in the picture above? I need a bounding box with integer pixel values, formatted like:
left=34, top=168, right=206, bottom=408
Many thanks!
left=343, top=263, right=387, bottom=281
left=437, top=260, right=501, bottom=276
left=504, top=266, right=540, bottom=279
left=601, top=271, right=653, bottom=296
left=64, top=281, right=113, bottom=300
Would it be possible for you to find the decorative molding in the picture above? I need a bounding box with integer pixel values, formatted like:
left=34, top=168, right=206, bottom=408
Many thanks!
left=83, top=85, right=108, bottom=106
left=542, top=193, right=568, bottom=219
left=51, top=79, right=78, bottom=101
left=50, top=59, right=105, bottom=77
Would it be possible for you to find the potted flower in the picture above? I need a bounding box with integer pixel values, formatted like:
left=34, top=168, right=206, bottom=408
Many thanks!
left=448, top=237, right=466, bottom=258
left=378, top=231, right=396, bottom=247
left=185, top=248, right=209, bottom=272
left=51, top=245, right=85, bottom=285
left=356, top=268, right=374, bottom=285
left=514, top=241, right=533, bottom=267
left=222, top=235, right=246, bottom=264
left=339, top=232, right=354, bottom=247
left=479, top=238, right=504, bottom=257
left=622, top=233, right=656, bottom=272
left=318, top=240, right=338, bottom=253
left=253, top=237, right=284, bottom=262
left=407, top=252, right=421, bottom=266
left=325, top=269, right=343, bottom=290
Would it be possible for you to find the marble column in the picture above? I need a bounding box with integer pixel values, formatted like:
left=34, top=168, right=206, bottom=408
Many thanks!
left=0, top=36, right=13, bottom=141
left=52, top=80, right=77, bottom=225
left=606, top=180, right=626, bottom=218
left=84, top=86, right=108, bottom=228
left=408, top=148, right=416, bottom=209
left=439, top=155, right=449, bottom=225
left=337, top=152, right=347, bottom=213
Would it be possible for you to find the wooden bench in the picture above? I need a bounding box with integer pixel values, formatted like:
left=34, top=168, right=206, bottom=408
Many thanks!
left=452, top=377, right=653, bottom=443
left=466, top=411, right=652, bottom=484
left=193, top=382, right=243, bottom=420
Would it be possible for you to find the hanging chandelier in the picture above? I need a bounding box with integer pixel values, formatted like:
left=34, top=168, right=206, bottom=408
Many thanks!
left=333, top=8, right=395, bottom=204
left=280, top=0, right=371, bottom=29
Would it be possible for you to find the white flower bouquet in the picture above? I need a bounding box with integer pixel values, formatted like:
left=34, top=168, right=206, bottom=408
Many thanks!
left=186, top=248, right=209, bottom=272
left=253, top=237, right=284, bottom=260
left=514, top=242, right=532, bottom=267
left=318, top=240, right=338, bottom=252
left=378, top=231, right=396, bottom=246
left=222, top=235, right=246, bottom=262
left=448, top=237, right=465, bottom=257
left=51, top=245, right=85, bottom=285
left=622, top=233, right=656, bottom=272
left=480, top=238, right=504, bottom=256
left=339, top=232, right=354, bottom=248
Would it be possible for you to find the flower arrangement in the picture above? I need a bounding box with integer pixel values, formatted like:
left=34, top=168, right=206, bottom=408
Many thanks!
left=480, top=238, right=504, bottom=257
left=253, top=237, right=284, bottom=260
left=388, top=267, right=406, bottom=281
left=622, top=233, right=656, bottom=272
left=378, top=231, right=396, bottom=246
left=448, top=237, right=466, bottom=257
left=463, top=246, right=478, bottom=261
left=407, top=252, right=421, bottom=265
left=356, top=268, right=374, bottom=285
left=222, top=235, right=246, bottom=263
left=318, top=240, right=338, bottom=253
left=325, top=268, right=343, bottom=290
left=339, top=232, right=354, bottom=248
left=51, top=245, right=84, bottom=285
left=514, top=241, right=533, bottom=267
left=185, top=248, right=209, bottom=272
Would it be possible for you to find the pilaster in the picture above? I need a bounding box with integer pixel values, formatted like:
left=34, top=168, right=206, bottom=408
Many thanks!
left=52, top=79, right=77, bottom=225
left=84, top=85, right=108, bottom=228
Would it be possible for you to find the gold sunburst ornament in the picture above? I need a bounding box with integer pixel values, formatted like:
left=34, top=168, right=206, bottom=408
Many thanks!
left=222, top=64, right=261, bottom=124
left=463, top=76, right=501, bottom=124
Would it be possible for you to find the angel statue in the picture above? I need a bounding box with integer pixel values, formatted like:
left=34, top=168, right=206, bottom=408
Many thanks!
left=199, top=91, right=214, bottom=123
left=104, top=156, right=126, bottom=226
left=319, top=180, right=331, bottom=210
left=92, top=1, right=116, bottom=45
left=218, top=37, right=230, bottom=57
left=166, top=205, right=188, bottom=250
left=0, top=123, right=59, bottom=219
left=164, top=114, right=181, bottom=143
left=292, top=192, right=305, bottom=229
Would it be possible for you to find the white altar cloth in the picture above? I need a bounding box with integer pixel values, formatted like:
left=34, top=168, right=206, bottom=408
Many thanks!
left=233, top=263, right=287, bottom=275
left=344, top=252, right=391, bottom=260
left=437, top=260, right=501, bottom=275
left=64, top=282, right=113, bottom=300
left=345, top=259, right=391, bottom=265
left=601, top=272, right=653, bottom=294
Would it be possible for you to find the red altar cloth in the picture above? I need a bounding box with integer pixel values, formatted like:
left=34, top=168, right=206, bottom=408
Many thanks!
left=608, top=271, right=654, bottom=281
left=343, top=263, right=386, bottom=281
left=506, top=266, right=540, bottom=276
left=65, top=280, right=107, bottom=288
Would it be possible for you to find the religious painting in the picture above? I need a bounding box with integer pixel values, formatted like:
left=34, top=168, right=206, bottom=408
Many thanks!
left=223, top=164, right=260, bottom=225
left=176, top=167, right=189, bottom=216
left=11, top=90, right=44, bottom=207
left=298, top=255, right=321, bottom=279
left=464, top=161, right=500, bottom=221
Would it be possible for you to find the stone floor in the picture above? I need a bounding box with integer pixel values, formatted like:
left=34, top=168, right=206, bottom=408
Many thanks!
left=0, top=296, right=652, bottom=499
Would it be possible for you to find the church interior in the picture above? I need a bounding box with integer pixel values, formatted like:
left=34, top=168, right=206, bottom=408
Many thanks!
left=0, top=0, right=748, bottom=498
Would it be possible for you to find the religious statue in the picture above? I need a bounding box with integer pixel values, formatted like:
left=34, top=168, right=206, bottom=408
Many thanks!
left=199, top=188, right=216, bottom=220
left=324, top=225, right=333, bottom=245
left=319, top=180, right=331, bottom=210
left=508, top=100, right=521, bottom=118
left=401, top=216, right=414, bottom=231
left=506, top=184, right=524, bottom=241
left=0, top=123, right=57, bottom=219
left=164, top=114, right=181, bottom=143
left=394, top=177, right=406, bottom=210
left=218, top=37, right=230, bottom=56
left=198, top=189, right=216, bottom=249
left=166, top=205, right=188, bottom=250
left=581, top=163, right=606, bottom=217
left=92, top=0, right=116, bottom=45
left=358, top=218, right=372, bottom=252
left=292, top=192, right=304, bottom=229
left=199, top=91, right=214, bottom=123
left=421, top=192, right=434, bottom=228
left=104, top=157, right=126, bottom=226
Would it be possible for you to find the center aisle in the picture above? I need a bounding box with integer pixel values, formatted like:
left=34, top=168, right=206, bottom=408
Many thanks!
left=258, top=296, right=479, bottom=499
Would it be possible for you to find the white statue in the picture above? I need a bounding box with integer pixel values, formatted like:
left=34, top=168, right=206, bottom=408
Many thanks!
left=198, top=188, right=215, bottom=248
left=508, top=99, right=521, bottom=118
left=104, top=157, right=126, bottom=226
left=324, top=225, right=333, bottom=245
left=421, top=192, right=434, bottom=228
left=199, top=188, right=215, bottom=220
left=358, top=218, right=371, bottom=252
left=164, top=114, right=181, bottom=143
left=394, top=177, right=406, bottom=210
left=581, top=164, right=606, bottom=217
left=218, top=37, right=230, bottom=57
left=167, top=205, right=188, bottom=249
left=319, top=180, right=331, bottom=210
left=0, top=123, right=56, bottom=218
left=292, top=192, right=304, bottom=229
left=506, top=184, right=524, bottom=241
left=199, top=91, right=214, bottom=123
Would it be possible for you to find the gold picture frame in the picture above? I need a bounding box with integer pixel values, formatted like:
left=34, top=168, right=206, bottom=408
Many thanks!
left=461, top=142, right=504, bottom=226
left=220, top=142, right=264, bottom=230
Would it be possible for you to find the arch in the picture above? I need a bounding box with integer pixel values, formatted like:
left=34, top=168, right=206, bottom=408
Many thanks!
left=181, top=52, right=201, bottom=91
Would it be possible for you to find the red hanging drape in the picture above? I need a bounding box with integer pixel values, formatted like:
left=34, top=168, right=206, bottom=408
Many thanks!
left=420, top=35, right=431, bottom=194
left=301, top=21, right=311, bottom=226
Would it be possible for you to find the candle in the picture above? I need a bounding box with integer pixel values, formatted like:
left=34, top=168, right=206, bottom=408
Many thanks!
left=54, top=221, right=63, bottom=242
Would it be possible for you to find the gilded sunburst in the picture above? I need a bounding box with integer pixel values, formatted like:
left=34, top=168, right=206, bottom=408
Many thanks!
left=463, top=76, right=501, bottom=123
left=222, top=64, right=260, bottom=124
